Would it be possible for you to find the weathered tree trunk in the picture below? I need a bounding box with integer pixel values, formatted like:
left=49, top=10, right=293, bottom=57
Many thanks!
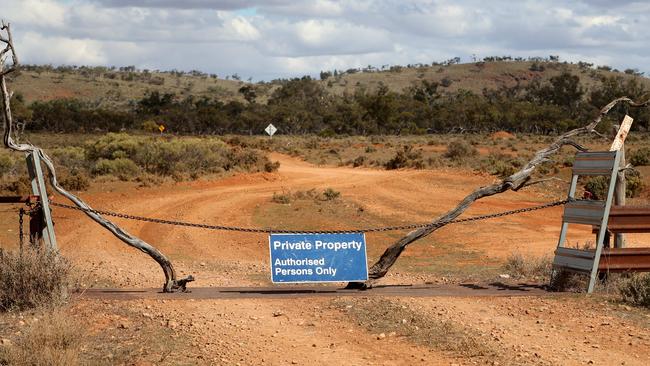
left=0, top=21, right=187, bottom=292
left=349, top=97, right=648, bottom=289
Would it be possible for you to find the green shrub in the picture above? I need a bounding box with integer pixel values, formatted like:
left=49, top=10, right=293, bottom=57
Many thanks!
left=85, top=133, right=140, bottom=161
left=585, top=169, right=644, bottom=199
left=0, top=248, right=71, bottom=311
left=365, top=145, right=377, bottom=153
left=92, top=158, right=140, bottom=180
left=272, top=191, right=292, bottom=204
left=264, top=160, right=281, bottom=172
left=384, top=145, right=423, bottom=170
left=59, top=170, right=90, bottom=191
left=584, top=176, right=609, bottom=200
left=50, top=146, right=88, bottom=170
left=0, top=176, right=31, bottom=195
left=630, top=147, right=650, bottom=166
left=478, top=154, right=524, bottom=178
left=626, top=170, right=645, bottom=198
left=352, top=155, right=366, bottom=167
left=618, top=273, right=650, bottom=307
left=0, top=154, right=14, bottom=176
left=444, top=140, right=478, bottom=161
left=322, top=188, right=341, bottom=201
left=562, top=154, right=575, bottom=167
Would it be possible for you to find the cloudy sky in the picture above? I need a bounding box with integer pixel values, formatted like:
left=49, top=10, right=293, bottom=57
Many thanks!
left=2, top=0, right=649, bottom=80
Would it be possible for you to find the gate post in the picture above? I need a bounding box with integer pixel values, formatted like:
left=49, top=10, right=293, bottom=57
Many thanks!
left=25, top=151, right=57, bottom=250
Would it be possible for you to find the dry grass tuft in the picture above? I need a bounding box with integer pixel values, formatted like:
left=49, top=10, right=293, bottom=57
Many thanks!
left=0, top=247, right=71, bottom=311
left=618, top=273, right=650, bottom=308
left=337, top=298, right=496, bottom=359
left=0, top=311, right=82, bottom=365
left=503, top=253, right=552, bottom=280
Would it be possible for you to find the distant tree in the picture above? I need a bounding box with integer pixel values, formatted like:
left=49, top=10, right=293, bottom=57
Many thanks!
left=238, top=85, right=257, bottom=104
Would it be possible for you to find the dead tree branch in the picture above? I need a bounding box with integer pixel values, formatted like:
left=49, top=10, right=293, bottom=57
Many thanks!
left=0, top=21, right=188, bottom=292
left=350, top=97, right=650, bottom=289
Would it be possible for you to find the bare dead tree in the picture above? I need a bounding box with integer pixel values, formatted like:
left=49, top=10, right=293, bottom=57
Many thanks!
left=0, top=21, right=191, bottom=292
left=348, top=97, right=650, bottom=289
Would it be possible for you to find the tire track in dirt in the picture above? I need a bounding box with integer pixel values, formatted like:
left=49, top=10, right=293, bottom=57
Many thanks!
left=55, top=152, right=576, bottom=288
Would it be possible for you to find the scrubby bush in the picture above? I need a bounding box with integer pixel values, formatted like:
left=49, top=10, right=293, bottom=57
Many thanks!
left=477, top=153, right=524, bottom=178
left=272, top=191, right=292, bottom=204
left=322, top=188, right=341, bottom=201
left=549, top=269, right=587, bottom=292
left=584, top=176, right=610, bottom=200
left=271, top=188, right=341, bottom=204
left=503, top=253, right=552, bottom=279
left=264, top=160, right=281, bottom=172
left=384, top=145, right=424, bottom=170
left=585, top=169, right=644, bottom=199
left=0, top=154, right=13, bottom=176
left=444, top=140, right=478, bottom=162
left=59, top=170, right=90, bottom=191
left=625, top=170, right=645, bottom=198
left=618, top=273, right=650, bottom=307
left=630, top=147, right=650, bottom=166
left=0, top=248, right=71, bottom=311
left=50, top=147, right=88, bottom=171
left=352, top=155, right=366, bottom=167
left=92, top=158, right=140, bottom=180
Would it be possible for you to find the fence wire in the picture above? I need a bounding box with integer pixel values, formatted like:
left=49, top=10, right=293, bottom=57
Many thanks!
left=50, top=199, right=569, bottom=234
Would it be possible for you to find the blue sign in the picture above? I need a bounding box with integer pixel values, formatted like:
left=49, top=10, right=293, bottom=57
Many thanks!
left=269, top=233, right=368, bottom=283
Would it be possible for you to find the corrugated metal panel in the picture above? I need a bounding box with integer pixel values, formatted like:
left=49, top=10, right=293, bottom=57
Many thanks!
left=572, top=151, right=618, bottom=176
left=563, top=200, right=606, bottom=225
left=553, top=255, right=594, bottom=272
left=554, top=247, right=595, bottom=259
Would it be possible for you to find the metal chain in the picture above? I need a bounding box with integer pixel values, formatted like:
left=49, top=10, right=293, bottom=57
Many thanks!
left=18, top=208, right=24, bottom=251
left=50, top=199, right=568, bottom=234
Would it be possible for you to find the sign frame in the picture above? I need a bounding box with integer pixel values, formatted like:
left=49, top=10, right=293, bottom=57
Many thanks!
left=268, top=232, right=368, bottom=284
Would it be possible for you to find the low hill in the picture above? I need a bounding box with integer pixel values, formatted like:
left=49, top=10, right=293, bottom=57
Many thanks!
left=7, top=61, right=650, bottom=108
left=324, top=61, right=650, bottom=96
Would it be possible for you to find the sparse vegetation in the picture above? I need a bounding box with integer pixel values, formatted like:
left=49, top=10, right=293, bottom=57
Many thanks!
left=271, top=188, right=342, bottom=204
left=0, top=311, right=82, bottom=365
left=549, top=269, right=588, bottom=292
left=10, top=61, right=650, bottom=136
left=338, top=298, right=496, bottom=360
left=0, top=133, right=278, bottom=194
left=444, top=140, right=478, bottom=162
left=503, top=253, right=552, bottom=279
left=585, top=169, right=645, bottom=199
left=630, top=147, right=650, bottom=166
left=0, top=247, right=71, bottom=311
left=618, top=273, right=650, bottom=308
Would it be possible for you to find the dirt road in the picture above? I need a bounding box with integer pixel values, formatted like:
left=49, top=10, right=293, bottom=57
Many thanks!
left=46, top=154, right=650, bottom=365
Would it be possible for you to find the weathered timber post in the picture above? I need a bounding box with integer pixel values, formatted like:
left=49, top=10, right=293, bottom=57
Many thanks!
left=614, top=146, right=626, bottom=248
left=610, top=115, right=633, bottom=248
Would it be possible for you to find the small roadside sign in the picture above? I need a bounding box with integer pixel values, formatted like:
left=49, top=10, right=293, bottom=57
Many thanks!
left=158, top=124, right=165, bottom=133
left=269, top=233, right=368, bottom=283
left=265, top=123, right=277, bottom=137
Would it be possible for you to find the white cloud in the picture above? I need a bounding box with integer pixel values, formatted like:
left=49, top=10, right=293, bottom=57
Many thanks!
left=20, top=31, right=106, bottom=65
left=0, top=0, right=648, bottom=80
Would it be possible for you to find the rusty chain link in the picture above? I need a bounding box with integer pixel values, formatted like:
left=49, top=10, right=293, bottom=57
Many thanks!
left=18, top=207, right=24, bottom=250
left=50, top=199, right=569, bottom=234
